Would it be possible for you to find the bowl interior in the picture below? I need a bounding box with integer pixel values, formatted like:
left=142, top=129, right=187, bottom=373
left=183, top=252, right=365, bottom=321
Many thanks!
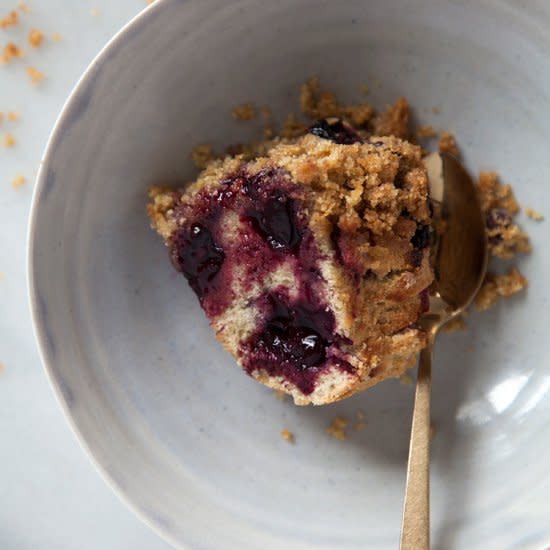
left=30, top=0, right=550, bottom=548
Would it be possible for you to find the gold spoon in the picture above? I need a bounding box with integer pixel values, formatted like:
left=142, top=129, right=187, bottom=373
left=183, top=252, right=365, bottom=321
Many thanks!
left=399, top=153, right=488, bottom=550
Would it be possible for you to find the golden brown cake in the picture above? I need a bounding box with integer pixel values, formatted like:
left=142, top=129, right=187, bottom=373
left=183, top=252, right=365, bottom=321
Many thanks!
left=148, top=120, right=433, bottom=405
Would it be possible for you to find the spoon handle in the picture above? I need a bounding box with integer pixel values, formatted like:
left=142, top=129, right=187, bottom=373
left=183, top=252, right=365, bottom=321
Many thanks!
left=400, top=342, right=433, bottom=550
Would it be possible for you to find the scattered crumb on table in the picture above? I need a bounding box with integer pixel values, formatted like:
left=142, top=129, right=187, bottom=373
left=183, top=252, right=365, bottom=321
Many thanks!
left=28, top=28, right=44, bottom=48
left=0, top=10, right=18, bottom=29
left=326, top=416, right=347, bottom=440
left=438, top=130, right=458, bottom=157
left=525, top=207, right=544, bottom=221
left=231, top=103, right=256, bottom=121
left=1, top=42, right=24, bottom=64
left=0, top=362, right=5, bottom=374
left=190, top=143, right=213, bottom=169
left=7, top=111, right=18, bottom=121
left=2, top=133, right=15, bottom=147
left=51, top=32, right=61, bottom=42
left=416, top=125, right=436, bottom=139
left=280, top=429, right=294, bottom=443
left=26, top=66, right=44, bottom=85
left=90, top=7, right=100, bottom=17
left=11, top=174, right=25, bottom=188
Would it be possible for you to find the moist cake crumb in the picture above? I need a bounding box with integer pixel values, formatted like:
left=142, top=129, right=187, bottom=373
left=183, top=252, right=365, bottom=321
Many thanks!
left=525, top=207, right=544, bottom=221
left=231, top=103, right=256, bottom=121
left=280, top=429, right=295, bottom=443
left=438, top=131, right=458, bottom=157
left=326, top=416, right=348, bottom=440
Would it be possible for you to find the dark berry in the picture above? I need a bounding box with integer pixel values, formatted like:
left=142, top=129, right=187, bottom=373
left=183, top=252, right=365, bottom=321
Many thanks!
left=411, top=224, right=431, bottom=249
left=171, top=223, right=225, bottom=298
left=245, top=194, right=301, bottom=250
left=308, top=118, right=362, bottom=145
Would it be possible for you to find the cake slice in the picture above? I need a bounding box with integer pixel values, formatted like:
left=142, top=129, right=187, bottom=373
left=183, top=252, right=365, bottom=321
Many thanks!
left=147, top=120, right=433, bottom=405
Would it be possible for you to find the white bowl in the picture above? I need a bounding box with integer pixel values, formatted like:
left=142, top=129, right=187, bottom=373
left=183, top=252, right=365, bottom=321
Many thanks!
left=28, top=1, right=550, bottom=548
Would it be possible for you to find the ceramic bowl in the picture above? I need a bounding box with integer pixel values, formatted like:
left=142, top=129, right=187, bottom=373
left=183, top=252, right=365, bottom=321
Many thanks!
left=28, top=0, right=550, bottom=548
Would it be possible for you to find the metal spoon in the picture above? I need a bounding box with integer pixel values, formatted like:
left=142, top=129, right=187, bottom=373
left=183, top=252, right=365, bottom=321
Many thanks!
left=399, top=153, right=488, bottom=550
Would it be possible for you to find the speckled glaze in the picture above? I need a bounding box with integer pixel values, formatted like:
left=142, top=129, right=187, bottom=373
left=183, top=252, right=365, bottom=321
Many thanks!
left=28, top=1, right=550, bottom=548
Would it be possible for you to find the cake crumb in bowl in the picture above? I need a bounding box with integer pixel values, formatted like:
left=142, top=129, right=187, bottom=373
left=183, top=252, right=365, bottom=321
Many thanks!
left=326, top=417, right=347, bottom=440
left=280, top=429, right=294, bottom=443
left=525, top=207, right=544, bottom=221
left=28, top=28, right=44, bottom=48
left=474, top=268, right=527, bottom=311
left=26, top=66, right=45, bottom=86
left=1, top=42, right=23, bottom=64
left=11, top=174, right=25, bottom=188
left=0, top=10, right=17, bottom=28
left=232, top=103, right=256, bottom=121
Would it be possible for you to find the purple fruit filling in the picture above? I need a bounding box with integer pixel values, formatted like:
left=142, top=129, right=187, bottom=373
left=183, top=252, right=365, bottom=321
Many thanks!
left=244, top=193, right=301, bottom=251
left=243, top=291, right=352, bottom=394
left=171, top=223, right=225, bottom=298
left=308, top=118, right=362, bottom=145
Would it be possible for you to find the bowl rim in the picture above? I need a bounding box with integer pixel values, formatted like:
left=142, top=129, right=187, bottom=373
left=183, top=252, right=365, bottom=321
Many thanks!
left=26, top=1, right=182, bottom=548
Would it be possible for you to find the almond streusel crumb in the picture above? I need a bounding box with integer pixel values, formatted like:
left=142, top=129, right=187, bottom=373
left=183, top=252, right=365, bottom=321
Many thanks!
left=0, top=10, right=17, bottom=29
left=474, top=268, right=527, bottom=311
left=28, top=28, right=44, bottom=48
left=525, top=207, right=544, bottom=221
left=326, top=416, right=348, bottom=440
left=190, top=144, right=213, bottom=169
left=280, top=429, right=295, bottom=443
left=438, top=131, right=458, bottom=157
left=231, top=103, right=255, bottom=121
left=26, top=66, right=44, bottom=85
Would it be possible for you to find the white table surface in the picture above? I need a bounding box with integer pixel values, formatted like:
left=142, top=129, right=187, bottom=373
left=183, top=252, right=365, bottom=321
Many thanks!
left=0, top=1, right=170, bottom=548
